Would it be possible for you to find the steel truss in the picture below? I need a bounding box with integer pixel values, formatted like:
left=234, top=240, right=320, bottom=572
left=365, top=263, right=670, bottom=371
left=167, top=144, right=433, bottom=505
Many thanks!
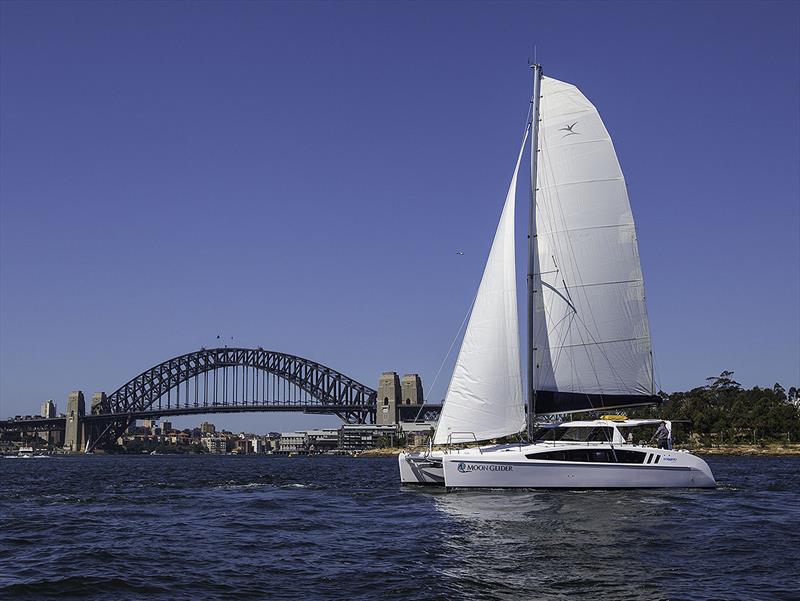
left=84, top=348, right=377, bottom=450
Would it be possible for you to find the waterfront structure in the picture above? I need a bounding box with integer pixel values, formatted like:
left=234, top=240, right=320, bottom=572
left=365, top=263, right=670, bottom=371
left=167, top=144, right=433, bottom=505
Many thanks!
left=400, top=422, right=436, bottom=447
left=278, top=432, right=307, bottom=453
left=339, top=424, right=399, bottom=451
left=0, top=348, right=445, bottom=452
left=250, top=437, right=266, bottom=454
left=202, top=436, right=229, bottom=454
left=305, top=428, right=339, bottom=453
left=64, top=391, right=85, bottom=452
left=3, top=410, right=437, bottom=455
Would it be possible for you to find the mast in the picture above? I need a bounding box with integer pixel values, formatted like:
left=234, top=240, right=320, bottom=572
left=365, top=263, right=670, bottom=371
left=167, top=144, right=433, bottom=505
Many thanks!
left=527, top=63, right=543, bottom=439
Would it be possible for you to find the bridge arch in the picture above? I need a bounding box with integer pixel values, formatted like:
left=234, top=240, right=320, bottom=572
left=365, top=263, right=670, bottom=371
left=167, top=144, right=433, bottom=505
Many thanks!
left=88, top=348, right=377, bottom=450
left=104, top=347, right=376, bottom=416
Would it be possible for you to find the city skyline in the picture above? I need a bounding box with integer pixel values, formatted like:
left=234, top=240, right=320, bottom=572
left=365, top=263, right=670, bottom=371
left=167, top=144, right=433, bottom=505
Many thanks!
left=1, top=1, right=798, bottom=433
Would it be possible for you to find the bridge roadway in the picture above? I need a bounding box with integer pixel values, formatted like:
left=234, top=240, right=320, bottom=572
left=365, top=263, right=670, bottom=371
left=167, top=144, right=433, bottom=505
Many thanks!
left=0, top=347, right=442, bottom=451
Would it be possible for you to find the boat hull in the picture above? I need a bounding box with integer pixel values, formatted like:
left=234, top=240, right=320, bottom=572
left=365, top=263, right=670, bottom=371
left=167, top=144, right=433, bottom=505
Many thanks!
left=399, top=444, right=716, bottom=489
left=440, top=445, right=715, bottom=489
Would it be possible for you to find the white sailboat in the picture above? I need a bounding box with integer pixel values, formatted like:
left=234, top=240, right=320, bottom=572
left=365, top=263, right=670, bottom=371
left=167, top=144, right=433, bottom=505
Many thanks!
left=399, top=65, right=715, bottom=489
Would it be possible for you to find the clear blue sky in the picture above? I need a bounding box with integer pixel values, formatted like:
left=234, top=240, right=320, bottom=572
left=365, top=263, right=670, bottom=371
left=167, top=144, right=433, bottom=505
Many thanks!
left=1, top=1, right=798, bottom=433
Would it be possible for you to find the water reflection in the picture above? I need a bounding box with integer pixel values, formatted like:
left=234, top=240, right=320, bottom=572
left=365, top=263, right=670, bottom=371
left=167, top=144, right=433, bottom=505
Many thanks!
left=430, top=490, right=676, bottom=600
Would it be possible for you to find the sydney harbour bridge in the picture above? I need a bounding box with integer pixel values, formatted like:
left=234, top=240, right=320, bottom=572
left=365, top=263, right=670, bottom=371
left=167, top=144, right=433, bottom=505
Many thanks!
left=0, top=347, right=442, bottom=452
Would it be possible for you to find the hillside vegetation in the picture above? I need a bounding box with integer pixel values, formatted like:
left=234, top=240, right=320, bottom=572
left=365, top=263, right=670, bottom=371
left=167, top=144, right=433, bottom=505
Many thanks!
left=628, top=371, right=800, bottom=445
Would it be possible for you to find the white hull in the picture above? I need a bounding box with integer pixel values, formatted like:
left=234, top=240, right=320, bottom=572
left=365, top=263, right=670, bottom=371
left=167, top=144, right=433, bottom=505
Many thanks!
left=400, top=443, right=715, bottom=489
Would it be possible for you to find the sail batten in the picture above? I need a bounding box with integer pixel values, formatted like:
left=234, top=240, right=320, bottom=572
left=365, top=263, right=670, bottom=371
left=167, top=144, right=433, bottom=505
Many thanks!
left=433, top=131, right=528, bottom=445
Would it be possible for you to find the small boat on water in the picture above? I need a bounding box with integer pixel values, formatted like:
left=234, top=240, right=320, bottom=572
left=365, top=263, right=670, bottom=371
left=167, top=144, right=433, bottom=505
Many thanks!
left=400, top=64, right=715, bottom=489
left=10, top=446, right=51, bottom=459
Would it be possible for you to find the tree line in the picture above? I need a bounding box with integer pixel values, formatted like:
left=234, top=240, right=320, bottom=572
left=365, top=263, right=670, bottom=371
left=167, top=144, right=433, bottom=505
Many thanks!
left=628, top=371, right=800, bottom=444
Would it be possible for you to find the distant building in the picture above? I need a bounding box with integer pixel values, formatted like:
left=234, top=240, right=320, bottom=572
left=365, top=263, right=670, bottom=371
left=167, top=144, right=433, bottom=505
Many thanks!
left=278, top=432, right=307, bottom=453
left=38, top=400, right=58, bottom=444
left=233, top=438, right=251, bottom=454
left=201, top=421, right=216, bottom=435
left=202, top=436, right=228, bottom=454
left=160, top=421, right=172, bottom=434
left=266, top=433, right=281, bottom=452
left=339, top=424, right=399, bottom=451
left=40, top=400, right=56, bottom=418
left=305, top=428, right=339, bottom=453
left=168, top=433, right=190, bottom=445
left=400, top=422, right=436, bottom=447
left=251, top=437, right=267, bottom=454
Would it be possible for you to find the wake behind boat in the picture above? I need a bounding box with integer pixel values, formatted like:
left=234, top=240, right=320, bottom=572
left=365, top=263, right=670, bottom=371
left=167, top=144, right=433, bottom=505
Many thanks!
left=400, top=63, right=715, bottom=489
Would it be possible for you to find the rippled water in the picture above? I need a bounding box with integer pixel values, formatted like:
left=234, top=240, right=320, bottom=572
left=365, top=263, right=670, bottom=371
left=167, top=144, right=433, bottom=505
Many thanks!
left=1, top=455, right=798, bottom=600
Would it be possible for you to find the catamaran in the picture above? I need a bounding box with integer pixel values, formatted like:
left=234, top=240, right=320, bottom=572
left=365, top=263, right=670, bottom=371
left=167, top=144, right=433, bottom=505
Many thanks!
left=399, top=64, right=715, bottom=489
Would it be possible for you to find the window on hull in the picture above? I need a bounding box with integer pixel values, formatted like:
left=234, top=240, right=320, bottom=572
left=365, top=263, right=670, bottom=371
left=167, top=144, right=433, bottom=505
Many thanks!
left=526, top=449, right=647, bottom=464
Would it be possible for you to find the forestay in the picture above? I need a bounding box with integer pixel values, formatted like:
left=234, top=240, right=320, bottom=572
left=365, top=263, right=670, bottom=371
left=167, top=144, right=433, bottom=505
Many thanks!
left=433, top=131, right=528, bottom=445
left=533, top=76, right=657, bottom=414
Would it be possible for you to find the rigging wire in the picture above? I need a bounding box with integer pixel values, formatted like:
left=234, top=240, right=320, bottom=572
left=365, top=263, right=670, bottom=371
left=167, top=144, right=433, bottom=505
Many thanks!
left=427, top=115, right=533, bottom=407
left=425, top=288, right=478, bottom=405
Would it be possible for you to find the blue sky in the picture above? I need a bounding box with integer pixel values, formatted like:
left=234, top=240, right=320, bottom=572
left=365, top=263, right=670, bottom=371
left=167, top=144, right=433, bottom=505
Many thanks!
left=1, top=1, right=798, bottom=432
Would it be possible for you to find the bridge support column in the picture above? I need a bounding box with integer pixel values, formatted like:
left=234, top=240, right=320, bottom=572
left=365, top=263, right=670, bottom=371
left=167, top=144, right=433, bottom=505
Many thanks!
left=398, top=374, right=427, bottom=422
left=401, top=374, right=423, bottom=406
left=376, top=372, right=400, bottom=425
left=64, top=391, right=85, bottom=453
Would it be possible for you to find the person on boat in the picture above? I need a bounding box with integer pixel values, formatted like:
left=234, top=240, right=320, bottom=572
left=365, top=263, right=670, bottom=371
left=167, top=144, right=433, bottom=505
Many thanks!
left=651, top=421, right=670, bottom=449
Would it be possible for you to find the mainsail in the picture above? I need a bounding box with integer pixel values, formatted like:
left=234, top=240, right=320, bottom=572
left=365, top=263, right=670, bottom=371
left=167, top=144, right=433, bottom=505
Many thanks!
left=433, top=131, right=529, bottom=445
left=532, top=76, right=658, bottom=413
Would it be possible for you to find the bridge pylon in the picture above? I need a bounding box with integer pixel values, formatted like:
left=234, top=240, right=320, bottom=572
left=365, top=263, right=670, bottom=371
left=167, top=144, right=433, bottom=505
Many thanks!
left=64, top=391, right=85, bottom=453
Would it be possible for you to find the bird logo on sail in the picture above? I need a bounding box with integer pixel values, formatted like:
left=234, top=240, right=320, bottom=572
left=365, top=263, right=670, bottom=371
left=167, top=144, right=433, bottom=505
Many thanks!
left=559, top=122, right=580, bottom=138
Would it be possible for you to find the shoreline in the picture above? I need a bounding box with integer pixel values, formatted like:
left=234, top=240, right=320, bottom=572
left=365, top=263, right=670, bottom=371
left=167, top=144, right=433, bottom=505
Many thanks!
left=683, top=444, right=800, bottom=456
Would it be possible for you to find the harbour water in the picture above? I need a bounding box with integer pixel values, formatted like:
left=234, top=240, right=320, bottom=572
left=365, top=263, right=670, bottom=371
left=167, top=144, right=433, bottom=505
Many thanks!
left=1, top=455, right=798, bottom=600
